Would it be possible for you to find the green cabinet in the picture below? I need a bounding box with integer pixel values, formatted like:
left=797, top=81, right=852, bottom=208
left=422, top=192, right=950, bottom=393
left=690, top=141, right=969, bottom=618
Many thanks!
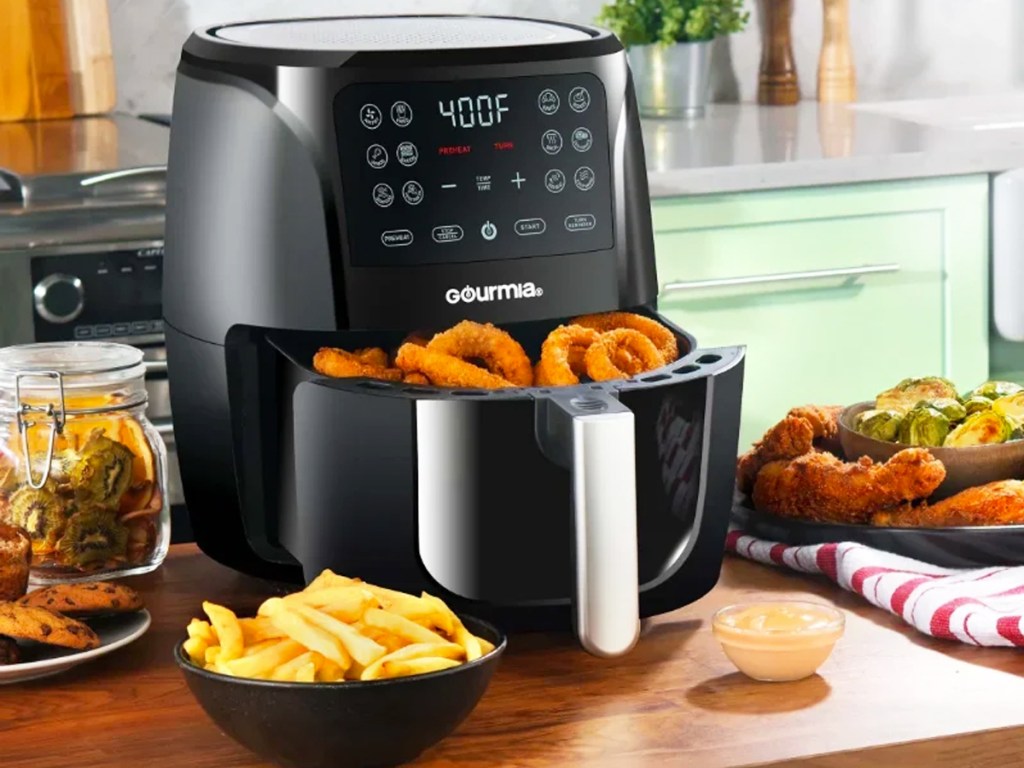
left=652, top=176, right=990, bottom=450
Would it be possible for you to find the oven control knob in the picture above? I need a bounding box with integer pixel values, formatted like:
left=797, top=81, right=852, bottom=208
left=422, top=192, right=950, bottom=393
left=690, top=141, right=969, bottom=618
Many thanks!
left=34, top=273, right=85, bottom=324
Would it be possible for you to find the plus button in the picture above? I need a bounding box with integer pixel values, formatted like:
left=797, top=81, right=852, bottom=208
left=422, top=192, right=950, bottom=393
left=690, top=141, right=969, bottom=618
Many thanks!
left=511, top=172, right=526, bottom=189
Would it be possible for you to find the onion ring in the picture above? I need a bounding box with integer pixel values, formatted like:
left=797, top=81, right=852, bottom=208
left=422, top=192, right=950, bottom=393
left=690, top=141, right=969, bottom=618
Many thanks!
left=426, top=320, right=533, bottom=387
left=395, top=343, right=514, bottom=389
left=571, top=312, right=679, bottom=363
left=535, top=325, right=601, bottom=386
left=313, top=347, right=402, bottom=381
left=584, top=329, right=664, bottom=382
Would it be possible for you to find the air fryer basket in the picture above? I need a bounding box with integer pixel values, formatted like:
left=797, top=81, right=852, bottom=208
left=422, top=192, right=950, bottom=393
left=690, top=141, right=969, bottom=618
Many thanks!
left=224, top=309, right=744, bottom=654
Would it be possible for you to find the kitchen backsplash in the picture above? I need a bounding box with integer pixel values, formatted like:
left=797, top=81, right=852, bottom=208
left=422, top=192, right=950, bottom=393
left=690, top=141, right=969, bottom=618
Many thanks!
left=111, top=0, right=1024, bottom=114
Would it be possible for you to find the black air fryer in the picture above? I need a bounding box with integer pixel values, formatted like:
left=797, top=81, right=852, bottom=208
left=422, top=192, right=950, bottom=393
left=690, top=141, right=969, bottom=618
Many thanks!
left=165, top=15, right=744, bottom=656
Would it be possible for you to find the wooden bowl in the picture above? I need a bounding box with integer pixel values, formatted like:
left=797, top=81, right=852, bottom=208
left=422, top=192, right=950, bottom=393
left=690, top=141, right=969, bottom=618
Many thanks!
left=839, top=402, right=1024, bottom=500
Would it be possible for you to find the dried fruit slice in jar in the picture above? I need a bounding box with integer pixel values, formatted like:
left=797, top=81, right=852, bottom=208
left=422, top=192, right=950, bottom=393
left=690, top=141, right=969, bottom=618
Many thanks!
left=116, top=418, right=157, bottom=513
left=70, top=429, right=134, bottom=507
left=56, top=508, right=128, bottom=567
left=7, top=486, right=70, bottom=556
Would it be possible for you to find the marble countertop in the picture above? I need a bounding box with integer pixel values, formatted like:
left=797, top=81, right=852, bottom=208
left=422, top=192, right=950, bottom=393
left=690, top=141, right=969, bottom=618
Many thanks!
left=645, top=94, right=1024, bottom=197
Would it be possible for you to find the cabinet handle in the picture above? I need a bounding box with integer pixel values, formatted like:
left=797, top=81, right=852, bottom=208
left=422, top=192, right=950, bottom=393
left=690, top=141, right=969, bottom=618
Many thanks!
left=661, top=263, right=900, bottom=294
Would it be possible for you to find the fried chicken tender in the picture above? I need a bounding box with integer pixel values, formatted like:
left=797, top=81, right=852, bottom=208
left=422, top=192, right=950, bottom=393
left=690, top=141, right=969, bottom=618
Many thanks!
left=872, top=480, right=1024, bottom=527
left=736, top=416, right=816, bottom=494
left=735, top=405, right=845, bottom=493
left=752, top=448, right=946, bottom=524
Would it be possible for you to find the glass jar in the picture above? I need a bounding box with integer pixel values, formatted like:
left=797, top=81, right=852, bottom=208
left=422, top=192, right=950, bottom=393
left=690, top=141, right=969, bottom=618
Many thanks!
left=0, top=342, right=168, bottom=582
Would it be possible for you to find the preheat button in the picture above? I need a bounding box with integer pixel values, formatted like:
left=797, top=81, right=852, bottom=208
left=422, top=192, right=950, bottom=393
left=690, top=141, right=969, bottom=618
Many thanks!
left=541, top=129, right=563, bottom=155
left=538, top=89, right=560, bottom=115
left=366, top=143, right=388, bottom=169
left=565, top=213, right=596, bottom=232
left=569, top=86, right=591, bottom=113
left=514, top=218, right=546, bottom=236
left=372, top=183, right=394, bottom=208
left=432, top=225, right=464, bottom=243
left=544, top=169, right=566, bottom=193
left=381, top=229, right=414, bottom=247
left=360, top=104, right=382, bottom=129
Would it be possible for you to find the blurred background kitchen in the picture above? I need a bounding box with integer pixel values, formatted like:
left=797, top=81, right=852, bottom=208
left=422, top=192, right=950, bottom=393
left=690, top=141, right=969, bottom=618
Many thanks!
left=4, top=0, right=1024, bottom=541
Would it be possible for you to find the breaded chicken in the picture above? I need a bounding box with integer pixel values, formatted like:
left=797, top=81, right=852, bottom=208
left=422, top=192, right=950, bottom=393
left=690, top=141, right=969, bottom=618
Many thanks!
left=752, top=448, right=946, bottom=524
left=872, top=480, right=1024, bottom=527
left=736, top=405, right=844, bottom=493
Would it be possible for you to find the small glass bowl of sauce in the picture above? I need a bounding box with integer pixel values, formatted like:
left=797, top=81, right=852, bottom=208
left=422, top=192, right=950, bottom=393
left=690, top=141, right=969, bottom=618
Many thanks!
left=712, top=601, right=845, bottom=682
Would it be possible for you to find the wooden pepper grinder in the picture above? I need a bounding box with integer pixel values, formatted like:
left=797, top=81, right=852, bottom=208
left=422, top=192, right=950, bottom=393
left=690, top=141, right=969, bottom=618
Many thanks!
left=758, top=0, right=799, bottom=105
left=818, top=0, right=856, bottom=102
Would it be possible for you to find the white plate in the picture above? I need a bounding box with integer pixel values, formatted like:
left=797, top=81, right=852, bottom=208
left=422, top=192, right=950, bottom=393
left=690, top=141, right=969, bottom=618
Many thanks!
left=0, top=609, right=151, bottom=685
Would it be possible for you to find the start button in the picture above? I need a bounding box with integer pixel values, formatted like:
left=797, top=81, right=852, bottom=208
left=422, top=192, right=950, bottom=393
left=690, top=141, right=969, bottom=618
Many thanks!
left=514, top=218, right=546, bottom=236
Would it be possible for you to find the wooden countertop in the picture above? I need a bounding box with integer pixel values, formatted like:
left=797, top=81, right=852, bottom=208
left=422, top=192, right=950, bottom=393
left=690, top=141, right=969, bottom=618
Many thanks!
left=4, top=544, right=1024, bottom=767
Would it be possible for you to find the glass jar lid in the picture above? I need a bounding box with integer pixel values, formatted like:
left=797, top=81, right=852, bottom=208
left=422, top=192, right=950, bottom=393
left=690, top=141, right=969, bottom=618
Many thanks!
left=0, top=342, right=145, bottom=392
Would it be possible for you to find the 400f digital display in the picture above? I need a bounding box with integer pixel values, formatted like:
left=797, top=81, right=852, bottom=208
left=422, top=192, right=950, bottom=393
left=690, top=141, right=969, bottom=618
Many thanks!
left=437, top=94, right=509, bottom=128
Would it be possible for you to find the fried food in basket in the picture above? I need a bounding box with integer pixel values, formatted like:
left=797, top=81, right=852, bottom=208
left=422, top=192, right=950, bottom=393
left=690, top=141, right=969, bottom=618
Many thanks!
left=313, top=347, right=402, bottom=381
left=752, top=448, right=946, bottom=524
left=395, top=344, right=514, bottom=389
left=312, top=312, right=680, bottom=389
left=735, top=405, right=844, bottom=494
left=426, top=320, right=533, bottom=387
left=584, top=328, right=664, bottom=382
left=572, top=311, right=679, bottom=364
left=183, top=570, right=496, bottom=682
left=535, top=324, right=601, bottom=386
left=871, top=480, right=1024, bottom=527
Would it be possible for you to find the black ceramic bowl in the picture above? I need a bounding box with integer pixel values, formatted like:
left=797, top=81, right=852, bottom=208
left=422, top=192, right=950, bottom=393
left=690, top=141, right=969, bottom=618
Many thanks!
left=175, top=615, right=505, bottom=768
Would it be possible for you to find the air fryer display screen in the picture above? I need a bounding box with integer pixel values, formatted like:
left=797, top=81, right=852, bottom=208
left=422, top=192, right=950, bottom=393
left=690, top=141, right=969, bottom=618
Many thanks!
left=335, top=73, right=615, bottom=266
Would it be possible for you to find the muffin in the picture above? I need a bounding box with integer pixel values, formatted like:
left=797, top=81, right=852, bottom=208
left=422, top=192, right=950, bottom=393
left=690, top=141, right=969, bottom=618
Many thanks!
left=0, top=523, right=31, bottom=601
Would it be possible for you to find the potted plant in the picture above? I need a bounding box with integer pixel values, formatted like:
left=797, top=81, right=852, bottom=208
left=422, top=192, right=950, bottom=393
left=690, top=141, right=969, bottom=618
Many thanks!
left=597, top=0, right=749, bottom=118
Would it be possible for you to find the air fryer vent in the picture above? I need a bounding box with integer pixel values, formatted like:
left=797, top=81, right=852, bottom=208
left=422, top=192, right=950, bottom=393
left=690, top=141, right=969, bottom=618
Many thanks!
left=214, top=16, right=592, bottom=51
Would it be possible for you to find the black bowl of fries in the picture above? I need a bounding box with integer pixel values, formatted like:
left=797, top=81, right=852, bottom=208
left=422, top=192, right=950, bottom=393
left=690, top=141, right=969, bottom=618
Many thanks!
left=175, top=571, right=506, bottom=768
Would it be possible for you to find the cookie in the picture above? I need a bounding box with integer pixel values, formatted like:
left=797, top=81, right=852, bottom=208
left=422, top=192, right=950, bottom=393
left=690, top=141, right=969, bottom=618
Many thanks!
left=0, top=636, right=20, bottom=665
left=17, top=581, right=143, bottom=617
left=0, top=523, right=30, bottom=602
left=0, top=604, right=99, bottom=649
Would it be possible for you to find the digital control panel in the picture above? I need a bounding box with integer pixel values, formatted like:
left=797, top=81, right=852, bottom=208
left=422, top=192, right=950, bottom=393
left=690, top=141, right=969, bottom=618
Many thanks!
left=30, top=246, right=164, bottom=343
left=335, top=73, right=614, bottom=267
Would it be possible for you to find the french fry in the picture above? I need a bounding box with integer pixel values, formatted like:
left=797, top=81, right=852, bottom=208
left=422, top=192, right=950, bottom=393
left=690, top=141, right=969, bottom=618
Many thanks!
left=204, top=646, right=222, bottom=665
left=452, top=617, right=483, bottom=661
left=224, top=639, right=306, bottom=679
left=269, top=651, right=320, bottom=681
left=360, top=642, right=465, bottom=681
left=359, top=586, right=453, bottom=635
left=269, top=605, right=352, bottom=668
left=257, top=596, right=287, bottom=618
left=203, top=602, right=244, bottom=661
left=290, top=604, right=387, bottom=667
left=295, top=661, right=317, bottom=682
left=240, top=638, right=281, bottom=657
left=303, top=570, right=358, bottom=593
left=183, top=636, right=208, bottom=664
left=187, top=618, right=216, bottom=644
left=317, top=657, right=347, bottom=682
left=381, top=657, right=461, bottom=679
left=240, top=616, right=287, bottom=644
left=363, top=608, right=448, bottom=646
left=285, top=586, right=377, bottom=620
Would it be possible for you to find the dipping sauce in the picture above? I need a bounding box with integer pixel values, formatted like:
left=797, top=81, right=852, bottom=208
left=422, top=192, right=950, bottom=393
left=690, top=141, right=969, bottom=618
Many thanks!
left=711, top=601, right=845, bottom=682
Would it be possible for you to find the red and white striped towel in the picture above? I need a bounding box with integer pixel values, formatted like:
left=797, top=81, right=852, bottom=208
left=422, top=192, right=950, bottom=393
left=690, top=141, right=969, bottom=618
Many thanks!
left=726, top=529, right=1024, bottom=647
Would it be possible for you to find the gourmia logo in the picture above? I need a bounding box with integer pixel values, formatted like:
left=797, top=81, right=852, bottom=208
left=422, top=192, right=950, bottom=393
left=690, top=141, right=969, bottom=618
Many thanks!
left=445, top=282, right=544, bottom=304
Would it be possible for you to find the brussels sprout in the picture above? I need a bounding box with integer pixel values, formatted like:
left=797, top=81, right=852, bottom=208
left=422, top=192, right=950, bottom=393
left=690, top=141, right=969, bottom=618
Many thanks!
left=854, top=409, right=903, bottom=442
left=943, top=411, right=1014, bottom=447
left=876, top=377, right=959, bottom=414
left=916, top=397, right=967, bottom=423
left=896, top=405, right=951, bottom=447
left=992, top=391, right=1024, bottom=428
left=962, top=395, right=994, bottom=416
left=966, top=380, right=1024, bottom=401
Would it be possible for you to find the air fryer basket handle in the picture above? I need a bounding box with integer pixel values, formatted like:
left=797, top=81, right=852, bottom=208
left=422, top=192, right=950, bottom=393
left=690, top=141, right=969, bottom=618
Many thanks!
left=536, top=392, right=641, bottom=657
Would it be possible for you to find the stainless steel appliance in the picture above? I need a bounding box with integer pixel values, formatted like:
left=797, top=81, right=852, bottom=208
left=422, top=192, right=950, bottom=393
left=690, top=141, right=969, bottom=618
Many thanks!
left=0, top=114, right=184, bottom=510
left=166, top=15, right=745, bottom=656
